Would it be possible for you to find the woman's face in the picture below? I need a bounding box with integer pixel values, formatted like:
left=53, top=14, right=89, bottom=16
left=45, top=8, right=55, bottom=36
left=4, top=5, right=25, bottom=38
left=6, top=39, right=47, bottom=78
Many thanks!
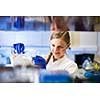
left=50, top=38, right=69, bottom=60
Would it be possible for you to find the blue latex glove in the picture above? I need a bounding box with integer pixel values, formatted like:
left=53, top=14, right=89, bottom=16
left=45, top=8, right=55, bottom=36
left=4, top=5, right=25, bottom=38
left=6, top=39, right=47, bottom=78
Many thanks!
left=84, top=71, right=94, bottom=78
left=13, top=43, right=25, bottom=54
left=33, top=55, right=46, bottom=69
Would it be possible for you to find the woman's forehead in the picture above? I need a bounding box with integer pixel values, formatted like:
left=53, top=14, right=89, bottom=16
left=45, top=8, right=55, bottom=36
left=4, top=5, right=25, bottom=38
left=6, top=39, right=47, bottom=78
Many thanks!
left=50, top=38, right=66, bottom=45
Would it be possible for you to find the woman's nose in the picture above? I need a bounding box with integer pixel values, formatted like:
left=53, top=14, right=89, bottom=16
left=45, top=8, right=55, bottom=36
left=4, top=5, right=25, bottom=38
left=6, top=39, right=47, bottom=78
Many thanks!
left=54, top=47, right=58, bottom=52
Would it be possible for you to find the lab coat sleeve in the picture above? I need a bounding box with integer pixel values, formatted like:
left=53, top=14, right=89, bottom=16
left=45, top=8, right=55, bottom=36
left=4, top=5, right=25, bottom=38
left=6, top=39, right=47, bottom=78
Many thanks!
left=64, top=62, right=78, bottom=78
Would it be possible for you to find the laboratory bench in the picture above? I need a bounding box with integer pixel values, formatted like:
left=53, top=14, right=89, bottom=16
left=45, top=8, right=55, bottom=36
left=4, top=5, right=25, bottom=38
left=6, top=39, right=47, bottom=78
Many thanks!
left=0, top=65, right=100, bottom=83
left=0, top=67, right=13, bottom=72
left=0, top=66, right=73, bottom=83
left=75, top=65, right=100, bottom=83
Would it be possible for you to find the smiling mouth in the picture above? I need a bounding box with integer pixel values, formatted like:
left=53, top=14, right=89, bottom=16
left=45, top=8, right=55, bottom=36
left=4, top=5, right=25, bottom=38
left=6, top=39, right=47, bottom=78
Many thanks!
left=54, top=52, right=60, bottom=55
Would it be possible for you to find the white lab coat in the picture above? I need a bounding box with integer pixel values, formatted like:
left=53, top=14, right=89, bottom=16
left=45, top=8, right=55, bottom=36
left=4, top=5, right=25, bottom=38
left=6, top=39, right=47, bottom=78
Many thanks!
left=46, top=54, right=78, bottom=78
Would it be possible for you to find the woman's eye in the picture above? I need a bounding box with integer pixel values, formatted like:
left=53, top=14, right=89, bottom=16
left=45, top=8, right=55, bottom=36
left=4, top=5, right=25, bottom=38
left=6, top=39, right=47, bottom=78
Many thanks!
left=51, top=44, right=65, bottom=49
left=58, top=46, right=64, bottom=48
left=52, top=44, right=55, bottom=47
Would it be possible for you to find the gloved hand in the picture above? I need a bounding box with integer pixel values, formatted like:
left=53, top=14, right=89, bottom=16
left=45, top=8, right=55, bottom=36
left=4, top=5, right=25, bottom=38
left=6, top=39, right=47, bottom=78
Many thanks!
left=13, top=43, right=25, bottom=54
left=84, top=71, right=94, bottom=78
left=33, top=55, right=46, bottom=69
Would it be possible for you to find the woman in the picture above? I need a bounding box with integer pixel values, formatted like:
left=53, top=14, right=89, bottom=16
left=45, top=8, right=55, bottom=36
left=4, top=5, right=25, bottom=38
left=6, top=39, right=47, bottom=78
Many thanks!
left=46, top=31, right=78, bottom=78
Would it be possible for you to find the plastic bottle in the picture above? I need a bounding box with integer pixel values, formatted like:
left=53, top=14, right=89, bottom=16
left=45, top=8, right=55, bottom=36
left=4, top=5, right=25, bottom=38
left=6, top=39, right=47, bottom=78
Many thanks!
left=94, top=63, right=99, bottom=71
left=82, top=57, right=92, bottom=69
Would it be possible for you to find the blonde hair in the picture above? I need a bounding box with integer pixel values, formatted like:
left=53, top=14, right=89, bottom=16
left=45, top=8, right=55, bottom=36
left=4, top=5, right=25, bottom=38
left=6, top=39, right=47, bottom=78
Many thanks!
left=50, top=31, right=70, bottom=44
left=46, top=31, right=70, bottom=64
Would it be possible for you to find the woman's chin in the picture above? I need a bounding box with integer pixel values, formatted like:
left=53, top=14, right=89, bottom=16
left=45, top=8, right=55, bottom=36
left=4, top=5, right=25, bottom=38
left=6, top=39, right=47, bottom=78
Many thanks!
left=54, top=55, right=60, bottom=59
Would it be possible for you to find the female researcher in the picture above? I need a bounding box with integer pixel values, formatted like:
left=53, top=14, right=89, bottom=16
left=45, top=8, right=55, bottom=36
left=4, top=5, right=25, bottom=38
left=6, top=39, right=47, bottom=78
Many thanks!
left=46, top=31, right=78, bottom=78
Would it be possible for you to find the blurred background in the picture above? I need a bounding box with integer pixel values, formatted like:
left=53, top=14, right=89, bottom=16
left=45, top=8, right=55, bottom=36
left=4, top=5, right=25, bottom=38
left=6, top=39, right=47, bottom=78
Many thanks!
left=0, top=16, right=100, bottom=31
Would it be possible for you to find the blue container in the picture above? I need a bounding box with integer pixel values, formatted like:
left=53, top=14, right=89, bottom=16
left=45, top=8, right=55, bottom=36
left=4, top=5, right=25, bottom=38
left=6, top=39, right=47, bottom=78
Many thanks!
left=39, top=70, right=73, bottom=83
